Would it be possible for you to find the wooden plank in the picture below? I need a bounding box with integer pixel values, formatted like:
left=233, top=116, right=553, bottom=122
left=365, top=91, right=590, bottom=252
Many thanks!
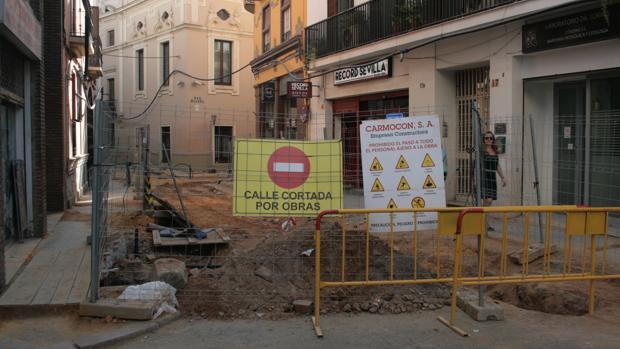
left=0, top=249, right=62, bottom=305
left=32, top=247, right=85, bottom=305
left=50, top=249, right=87, bottom=304
left=66, top=248, right=91, bottom=304
left=13, top=160, right=28, bottom=241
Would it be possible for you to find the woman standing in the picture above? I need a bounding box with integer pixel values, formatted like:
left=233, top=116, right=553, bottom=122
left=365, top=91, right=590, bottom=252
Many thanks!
left=482, top=131, right=506, bottom=207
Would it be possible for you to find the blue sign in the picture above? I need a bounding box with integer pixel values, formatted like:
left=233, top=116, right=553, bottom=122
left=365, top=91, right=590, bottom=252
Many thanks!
left=386, top=113, right=404, bottom=119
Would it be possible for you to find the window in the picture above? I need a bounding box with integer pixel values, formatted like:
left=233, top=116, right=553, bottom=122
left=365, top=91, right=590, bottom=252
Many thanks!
left=214, top=40, right=232, bottom=85
left=136, top=49, right=144, bottom=91
left=107, top=78, right=115, bottom=101
left=161, top=41, right=170, bottom=86
left=262, top=5, right=270, bottom=52
left=281, top=0, right=291, bottom=42
left=217, top=9, right=230, bottom=21
left=214, top=126, right=233, bottom=163
left=107, top=29, right=115, bottom=46
left=161, top=126, right=171, bottom=163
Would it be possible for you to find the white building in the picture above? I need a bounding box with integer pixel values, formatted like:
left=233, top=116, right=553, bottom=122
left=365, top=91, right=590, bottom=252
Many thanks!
left=99, top=0, right=255, bottom=169
left=305, top=0, right=620, bottom=207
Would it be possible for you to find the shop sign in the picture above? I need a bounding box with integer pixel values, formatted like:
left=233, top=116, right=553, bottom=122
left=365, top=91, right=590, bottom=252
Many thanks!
left=233, top=139, right=343, bottom=217
left=0, top=0, right=42, bottom=60
left=287, top=81, right=312, bottom=98
left=261, top=82, right=275, bottom=102
left=386, top=113, right=404, bottom=119
left=360, top=116, right=446, bottom=232
left=334, top=58, right=391, bottom=85
left=523, top=5, right=620, bottom=53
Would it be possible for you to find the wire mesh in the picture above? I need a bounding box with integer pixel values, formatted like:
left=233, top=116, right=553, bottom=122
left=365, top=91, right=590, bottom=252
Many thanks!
left=89, top=99, right=620, bottom=318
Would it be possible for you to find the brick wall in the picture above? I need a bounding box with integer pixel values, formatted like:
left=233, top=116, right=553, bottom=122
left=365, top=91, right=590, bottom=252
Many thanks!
left=44, top=0, right=67, bottom=213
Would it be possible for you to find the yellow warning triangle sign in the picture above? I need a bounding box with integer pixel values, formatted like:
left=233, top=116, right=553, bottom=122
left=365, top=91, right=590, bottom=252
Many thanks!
left=387, top=198, right=398, bottom=209
left=421, top=153, right=435, bottom=167
left=370, top=157, right=383, bottom=171
left=397, top=176, right=411, bottom=191
left=395, top=155, right=409, bottom=169
left=423, top=175, right=437, bottom=189
left=371, top=178, right=385, bottom=192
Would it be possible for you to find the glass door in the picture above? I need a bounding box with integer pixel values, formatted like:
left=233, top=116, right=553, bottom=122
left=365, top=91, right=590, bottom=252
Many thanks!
left=554, top=82, right=586, bottom=205
left=589, top=76, right=620, bottom=207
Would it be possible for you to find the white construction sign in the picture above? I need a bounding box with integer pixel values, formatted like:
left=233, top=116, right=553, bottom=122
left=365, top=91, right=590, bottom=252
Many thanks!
left=360, top=116, right=446, bottom=232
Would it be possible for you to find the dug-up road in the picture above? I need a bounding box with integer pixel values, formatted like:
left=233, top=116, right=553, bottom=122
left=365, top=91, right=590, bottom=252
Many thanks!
left=117, top=302, right=619, bottom=349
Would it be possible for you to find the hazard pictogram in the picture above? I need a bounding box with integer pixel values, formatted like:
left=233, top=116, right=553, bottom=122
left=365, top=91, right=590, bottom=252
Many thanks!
left=387, top=198, right=398, bottom=209
left=371, top=178, right=385, bottom=192
left=370, top=157, right=383, bottom=171
left=423, top=175, right=437, bottom=189
left=395, top=155, right=409, bottom=169
left=411, top=197, right=425, bottom=208
left=397, top=176, right=411, bottom=191
left=421, top=153, right=435, bottom=167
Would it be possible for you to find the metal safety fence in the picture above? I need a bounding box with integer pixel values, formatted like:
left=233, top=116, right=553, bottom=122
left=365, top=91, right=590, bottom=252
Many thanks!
left=312, top=206, right=620, bottom=337
left=87, top=99, right=620, bottom=333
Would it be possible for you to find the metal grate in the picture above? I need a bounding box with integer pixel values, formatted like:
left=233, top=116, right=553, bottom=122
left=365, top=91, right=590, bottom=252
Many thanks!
left=455, top=66, right=489, bottom=203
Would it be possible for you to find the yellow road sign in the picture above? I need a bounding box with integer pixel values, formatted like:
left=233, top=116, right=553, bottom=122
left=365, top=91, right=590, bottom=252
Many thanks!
left=370, top=157, right=383, bottom=171
left=233, top=139, right=343, bottom=217
left=371, top=178, right=385, bottom=192
left=411, top=196, right=425, bottom=208
left=387, top=198, right=398, bottom=209
left=423, top=175, right=437, bottom=189
left=421, top=153, right=435, bottom=167
left=396, top=155, right=409, bottom=169
left=397, top=176, right=411, bottom=191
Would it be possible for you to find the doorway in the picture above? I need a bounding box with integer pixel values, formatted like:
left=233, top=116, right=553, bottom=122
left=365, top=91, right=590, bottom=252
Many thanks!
left=553, top=75, right=620, bottom=206
left=554, top=83, right=586, bottom=205
left=1, top=103, right=16, bottom=241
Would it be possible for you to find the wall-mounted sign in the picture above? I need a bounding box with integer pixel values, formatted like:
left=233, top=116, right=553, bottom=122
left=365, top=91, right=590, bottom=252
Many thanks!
left=386, top=113, right=404, bottom=119
left=334, top=58, right=392, bottom=85
left=523, top=5, right=620, bottom=53
left=299, top=105, right=309, bottom=123
left=261, top=82, right=275, bottom=102
left=0, top=0, right=43, bottom=60
left=287, top=81, right=312, bottom=98
left=494, top=123, right=506, bottom=135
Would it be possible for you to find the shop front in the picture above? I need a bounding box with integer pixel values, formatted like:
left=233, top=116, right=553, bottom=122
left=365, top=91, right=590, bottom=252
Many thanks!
left=333, top=90, right=409, bottom=187
left=522, top=3, right=620, bottom=207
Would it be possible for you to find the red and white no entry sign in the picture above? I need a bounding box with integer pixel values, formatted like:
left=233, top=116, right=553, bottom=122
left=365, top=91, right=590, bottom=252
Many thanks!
left=267, top=146, right=311, bottom=189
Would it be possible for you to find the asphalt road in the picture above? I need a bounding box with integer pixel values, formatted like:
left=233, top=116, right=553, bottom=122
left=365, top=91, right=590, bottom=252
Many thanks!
left=116, top=304, right=620, bottom=349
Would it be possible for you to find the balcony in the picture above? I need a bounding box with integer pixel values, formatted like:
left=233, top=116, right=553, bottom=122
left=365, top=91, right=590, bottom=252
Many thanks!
left=305, top=0, right=519, bottom=60
left=69, top=0, right=88, bottom=57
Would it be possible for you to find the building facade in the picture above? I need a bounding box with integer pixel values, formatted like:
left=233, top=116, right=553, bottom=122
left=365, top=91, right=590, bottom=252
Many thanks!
left=246, top=0, right=308, bottom=140
left=99, top=0, right=255, bottom=170
left=305, top=0, right=620, bottom=207
left=0, top=0, right=46, bottom=288
left=45, top=0, right=102, bottom=212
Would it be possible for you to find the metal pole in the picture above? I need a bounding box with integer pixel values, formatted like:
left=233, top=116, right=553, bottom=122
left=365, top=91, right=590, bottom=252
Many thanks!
left=89, top=100, right=102, bottom=303
left=162, top=143, right=191, bottom=229
left=472, top=101, right=485, bottom=307
left=529, top=115, right=544, bottom=243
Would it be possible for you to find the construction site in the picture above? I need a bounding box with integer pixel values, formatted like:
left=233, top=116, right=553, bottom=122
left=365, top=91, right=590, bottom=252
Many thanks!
left=85, top=100, right=620, bottom=337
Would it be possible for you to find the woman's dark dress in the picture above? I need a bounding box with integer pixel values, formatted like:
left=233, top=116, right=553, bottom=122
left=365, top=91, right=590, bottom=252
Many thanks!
left=482, top=152, right=498, bottom=200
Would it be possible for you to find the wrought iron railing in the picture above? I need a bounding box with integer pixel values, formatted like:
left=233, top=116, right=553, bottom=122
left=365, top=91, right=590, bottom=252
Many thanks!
left=305, top=0, right=519, bottom=59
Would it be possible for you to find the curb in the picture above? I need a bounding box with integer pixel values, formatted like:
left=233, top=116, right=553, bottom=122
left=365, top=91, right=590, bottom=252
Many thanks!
left=72, top=312, right=181, bottom=349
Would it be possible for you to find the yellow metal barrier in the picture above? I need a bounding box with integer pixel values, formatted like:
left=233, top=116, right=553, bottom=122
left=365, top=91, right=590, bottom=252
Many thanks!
left=312, top=206, right=620, bottom=337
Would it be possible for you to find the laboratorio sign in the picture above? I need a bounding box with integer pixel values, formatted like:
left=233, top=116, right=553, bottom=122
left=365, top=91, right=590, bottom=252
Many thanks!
left=334, top=58, right=391, bottom=85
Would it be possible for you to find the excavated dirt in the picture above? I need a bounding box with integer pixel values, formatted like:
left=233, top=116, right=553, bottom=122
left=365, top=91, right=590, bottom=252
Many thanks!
left=104, top=177, right=620, bottom=320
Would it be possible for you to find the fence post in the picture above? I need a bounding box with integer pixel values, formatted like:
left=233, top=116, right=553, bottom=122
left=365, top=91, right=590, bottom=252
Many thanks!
left=89, top=100, right=103, bottom=303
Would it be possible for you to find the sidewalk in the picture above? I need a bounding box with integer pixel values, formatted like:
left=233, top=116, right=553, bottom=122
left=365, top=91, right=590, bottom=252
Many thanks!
left=0, top=205, right=91, bottom=307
